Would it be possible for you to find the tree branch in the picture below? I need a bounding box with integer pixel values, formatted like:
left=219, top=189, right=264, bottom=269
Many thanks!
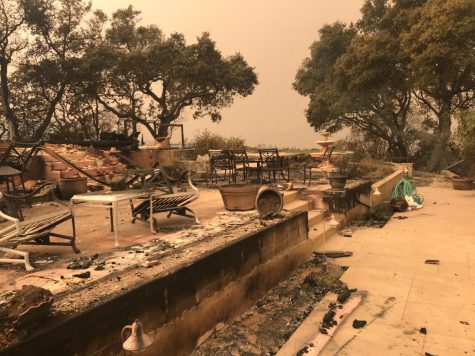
left=412, top=90, right=441, bottom=117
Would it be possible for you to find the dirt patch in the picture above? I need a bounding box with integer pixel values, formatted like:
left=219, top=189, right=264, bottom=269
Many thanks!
left=413, top=170, right=453, bottom=188
left=192, top=258, right=348, bottom=356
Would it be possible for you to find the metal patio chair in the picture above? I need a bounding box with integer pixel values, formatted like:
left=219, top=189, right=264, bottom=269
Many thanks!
left=0, top=183, right=79, bottom=271
left=209, top=149, right=234, bottom=184
left=0, top=141, right=42, bottom=194
left=229, top=148, right=261, bottom=182
left=258, top=148, right=290, bottom=182
left=303, top=145, right=335, bottom=185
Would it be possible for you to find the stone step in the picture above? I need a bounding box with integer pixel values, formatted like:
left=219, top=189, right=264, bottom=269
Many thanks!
left=284, top=199, right=311, bottom=213
left=307, top=219, right=338, bottom=248
left=39, top=153, right=59, bottom=163
left=308, top=210, right=328, bottom=227
left=48, top=161, right=69, bottom=171
left=44, top=169, right=61, bottom=181
left=44, top=164, right=125, bottom=180
left=60, top=170, right=82, bottom=179
left=70, top=159, right=97, bottom=169
left=60, top=152, right=89, bottom=161
left=283, top=190, right=300, bottom=205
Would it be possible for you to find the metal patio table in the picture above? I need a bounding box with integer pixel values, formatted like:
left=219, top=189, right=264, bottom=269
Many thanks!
left=71, top=189, right=154, bottom=247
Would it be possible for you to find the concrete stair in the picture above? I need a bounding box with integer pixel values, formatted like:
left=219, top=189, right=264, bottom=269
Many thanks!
left=307, top=219, right=336, bottom=247
left=283, top=190, right=300, bottom=205
left=283, top=189, right=329, bottom=230
left=284, top=199, right=312, bottom=213
left=282, top=187, right=347, bottom=249
left=308, top=209, right=327, bottom=226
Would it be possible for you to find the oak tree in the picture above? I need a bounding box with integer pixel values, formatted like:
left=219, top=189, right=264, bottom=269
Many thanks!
left=401, top=0, right=475, bottom=170
left=0, top=0, right=98, bottom=141
left=86, top=6, right=258, bottom=140
left=294, top=20, right=412, bottom=157
left=295, top=0, right=475, bottom=170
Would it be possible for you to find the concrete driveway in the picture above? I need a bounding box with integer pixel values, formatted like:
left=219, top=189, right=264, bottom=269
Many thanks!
left=320, top=186, right=475, bottom=356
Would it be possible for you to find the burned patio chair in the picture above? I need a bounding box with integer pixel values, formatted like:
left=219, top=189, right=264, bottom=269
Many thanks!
left=209, top=149, right=234, bottom=184
left=229, top=149, right=261, bottom=182
left=303, top=145, right=335, bottom=186
left=125, top=167, right=176, bottom=193
left=113, top=152, right=180, bottom=192
left=0, top=182, right=79, bottom=271
left=258, top=148, right=290, bottom=182
left=131, top=170, right=200, bottom=232
left=0, top=141, right=42, bottom=194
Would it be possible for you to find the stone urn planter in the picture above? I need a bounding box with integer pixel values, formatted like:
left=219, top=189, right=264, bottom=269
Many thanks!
left=328, top=175, right=348, bottom=190
left=452, top=177, right=473, bottom=190
left=218, top=184, right=260, bottom=211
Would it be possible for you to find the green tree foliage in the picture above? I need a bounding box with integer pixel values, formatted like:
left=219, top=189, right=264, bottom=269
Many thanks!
left=84, top=6, right=258, bottom=140
left=0, top=0, right=28, bottom=139
left=401, top=0, right=475, bottom=170
left=188, top=129, right=245, bottom=158
left=294, top=0, right=475, bottom=170
left=0, top=0, right=98, bottom=141
left=0, top=3, right=257, bottom=142
left=294, top=18, right=412, bottom=157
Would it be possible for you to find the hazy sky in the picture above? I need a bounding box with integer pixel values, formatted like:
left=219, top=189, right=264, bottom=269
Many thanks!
left=92, top=0, right=365, bottom=148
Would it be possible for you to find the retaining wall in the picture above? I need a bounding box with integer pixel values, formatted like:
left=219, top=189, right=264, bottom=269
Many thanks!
left=3, top=212, right=311, bottom=356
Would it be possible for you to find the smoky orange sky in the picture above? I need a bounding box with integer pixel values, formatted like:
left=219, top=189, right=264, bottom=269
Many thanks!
left=92, top=0, right=365, bottom=148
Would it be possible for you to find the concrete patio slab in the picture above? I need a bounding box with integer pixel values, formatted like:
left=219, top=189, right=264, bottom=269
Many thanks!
left=423, top=334, right=475, bottom=355
left=0, top=188, right=225, bottom=292
left=319, top=186, right=475, bottom=355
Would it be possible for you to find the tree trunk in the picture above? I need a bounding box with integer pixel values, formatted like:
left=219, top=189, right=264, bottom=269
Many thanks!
left=386, top=132, right=408, bottom=161
left=156, top=119, right=170, bottom=139
left=132, top=121, right=138, bottom=135
left=93, top=98, right=100, bottom=140
left=0, top=60, right=19, bottom=140
left=427, top=110, right=452, bottom=172
left=395, top=134, right=408, bottom=159
left=5, top=120, right=18, bottom=140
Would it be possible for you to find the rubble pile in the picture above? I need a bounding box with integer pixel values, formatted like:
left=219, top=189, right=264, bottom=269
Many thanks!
left=39, top=144, right=127, bottom=185
left=193, top=258, right=347, bottom=356
left=0, top=286, right=53, bottom=349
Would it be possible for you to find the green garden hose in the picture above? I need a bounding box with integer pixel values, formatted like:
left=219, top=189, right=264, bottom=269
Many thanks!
left=391, top=178, right=424, bottom=204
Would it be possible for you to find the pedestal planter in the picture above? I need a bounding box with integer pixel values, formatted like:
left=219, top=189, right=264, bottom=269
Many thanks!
left=452, top=177, right=473, bottom=190
left=218, top=184, right=260, bottom=211
left=328, top=175, right=348, bottom=190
